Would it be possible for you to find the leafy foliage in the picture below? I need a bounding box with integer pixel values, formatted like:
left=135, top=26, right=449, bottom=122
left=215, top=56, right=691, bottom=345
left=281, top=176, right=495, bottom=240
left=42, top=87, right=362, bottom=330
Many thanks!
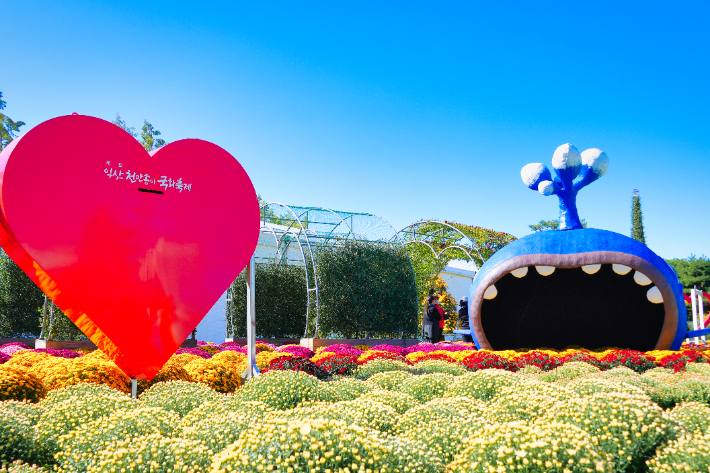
left=0, top=250, right=43, bottom=337
left=315, top=240, right=418, bottom=338
left=632, top=192, right=647, bottom=244
left=111, top=114, right=166, bottom=151
left=529, top=218, right=587, bottom=232
left=0, top=91, right=24, bottom=151
left=226, top=262, right=307, bottom=338
left=666, top=255, right=710, bottom=293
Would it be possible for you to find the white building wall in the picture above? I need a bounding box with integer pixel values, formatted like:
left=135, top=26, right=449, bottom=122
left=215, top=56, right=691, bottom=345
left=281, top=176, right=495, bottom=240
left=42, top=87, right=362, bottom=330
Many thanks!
left=438, top=259, right=478, bottom=305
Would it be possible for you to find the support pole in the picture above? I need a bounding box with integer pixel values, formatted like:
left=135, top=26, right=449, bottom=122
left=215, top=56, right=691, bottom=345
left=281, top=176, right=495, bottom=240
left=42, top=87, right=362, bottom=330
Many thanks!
left=242, top=255, right=259, bottom=380
left=39, top=295, right=48, bottom=340
left=692, top=287, right=700, bottom=344
left=698, top=287, right=707, bottom=344
left=131, top=378, right=137, bottom=399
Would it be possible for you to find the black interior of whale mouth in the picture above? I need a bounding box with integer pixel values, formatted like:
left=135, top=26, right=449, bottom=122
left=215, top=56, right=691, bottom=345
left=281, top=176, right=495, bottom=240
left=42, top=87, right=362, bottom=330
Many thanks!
left=480, top=264, right=665, bottom=351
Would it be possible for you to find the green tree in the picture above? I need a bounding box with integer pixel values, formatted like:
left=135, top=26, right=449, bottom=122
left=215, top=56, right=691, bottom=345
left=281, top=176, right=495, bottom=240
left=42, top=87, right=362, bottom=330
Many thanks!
left=0, top=91, right=25, bottom=150
left=529, top=219, right=587, bottom=232
left=631, top=190, right=646, bottom=244
left=140, top=120, right=166, bottom=151
left=111, top=114, right=166, bottom=151
left=403, top=221, right=516, bottom=334
left=666, top=255, right=710, bottom=293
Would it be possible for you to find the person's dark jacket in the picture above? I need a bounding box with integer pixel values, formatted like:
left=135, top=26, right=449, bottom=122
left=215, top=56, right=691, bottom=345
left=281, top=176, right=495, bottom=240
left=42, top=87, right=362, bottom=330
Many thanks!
left=424, top=304, right=442, bottom=325
left=458, top=303, right=469, bottom=328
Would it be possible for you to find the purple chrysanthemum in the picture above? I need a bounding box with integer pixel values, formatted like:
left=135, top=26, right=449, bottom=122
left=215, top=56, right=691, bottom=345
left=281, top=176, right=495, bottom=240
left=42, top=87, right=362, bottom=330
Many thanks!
left=276, top=345, right=315, bottom=358
left=0, top=343, right=32, bottom=356
left=369, top=344, right=407, bottom=356
left=320, top=344, right=363, bottom=356
left=175, top=347, right=213, bottom=358
left=217, top=346, right=248, bottom=354
left=31, top=348, right=82, bottom=358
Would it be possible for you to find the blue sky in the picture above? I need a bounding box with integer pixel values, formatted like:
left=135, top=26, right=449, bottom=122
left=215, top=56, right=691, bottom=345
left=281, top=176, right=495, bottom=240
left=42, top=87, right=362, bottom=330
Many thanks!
left=4, top=1, right=709, bottom=259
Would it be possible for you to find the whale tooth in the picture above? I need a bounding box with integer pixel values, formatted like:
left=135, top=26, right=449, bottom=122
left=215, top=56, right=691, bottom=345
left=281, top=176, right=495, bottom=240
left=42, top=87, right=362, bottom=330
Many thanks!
left=633, top=271, right=652, bottom=286
left=647, top=286, right=663, bottom=304
left=511, top=267, right=528, bottom=278
left=612, top=264, right=632, bottom=275
left=535, top=266, right=555, bottom=276
left=483, top=285, right=498, bottom=300
left=581, top=264, right=601, bottom=275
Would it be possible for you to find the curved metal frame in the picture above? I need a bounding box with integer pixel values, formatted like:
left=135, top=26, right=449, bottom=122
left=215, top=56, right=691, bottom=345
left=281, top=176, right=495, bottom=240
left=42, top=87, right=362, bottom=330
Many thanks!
left=251, top=202, right=407, bottom=338
left=398, top=220, right=485, bottom=268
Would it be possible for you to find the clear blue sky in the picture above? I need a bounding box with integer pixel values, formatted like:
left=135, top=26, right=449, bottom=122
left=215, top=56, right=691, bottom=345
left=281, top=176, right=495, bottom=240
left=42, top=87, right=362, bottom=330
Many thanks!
left=4, top=1, right=709, bottom=259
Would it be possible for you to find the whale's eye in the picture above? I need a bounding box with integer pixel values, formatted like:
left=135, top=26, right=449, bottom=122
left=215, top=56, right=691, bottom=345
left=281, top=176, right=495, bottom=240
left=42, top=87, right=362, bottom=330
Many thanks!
left=480, top=264, right=665, bottom=351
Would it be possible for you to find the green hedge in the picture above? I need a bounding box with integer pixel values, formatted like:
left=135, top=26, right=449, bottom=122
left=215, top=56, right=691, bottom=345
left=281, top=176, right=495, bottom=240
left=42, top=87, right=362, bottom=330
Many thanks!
left=225, top=263, right=307, bottom=338
left=0, top=250, right=43, bottom=337
left=314, top=241, right=418, bottom=338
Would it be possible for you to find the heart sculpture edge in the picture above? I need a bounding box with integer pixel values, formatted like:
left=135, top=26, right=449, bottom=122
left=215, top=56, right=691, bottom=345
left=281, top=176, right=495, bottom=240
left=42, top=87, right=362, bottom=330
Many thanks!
left=0, top=115, right=260, bottom=379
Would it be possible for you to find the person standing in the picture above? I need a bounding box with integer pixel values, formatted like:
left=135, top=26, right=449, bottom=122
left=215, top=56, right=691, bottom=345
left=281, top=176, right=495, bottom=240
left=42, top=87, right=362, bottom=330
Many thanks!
left=458, top=297, right=473, bottom=343
left=423, top=295, right=441, bottom=343
left=428, top=295, right=445, bottom=343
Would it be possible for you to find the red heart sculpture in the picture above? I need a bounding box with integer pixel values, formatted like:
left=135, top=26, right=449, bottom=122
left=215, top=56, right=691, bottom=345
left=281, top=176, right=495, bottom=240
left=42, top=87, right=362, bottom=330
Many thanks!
left=0, top=115, right=259, bottom=379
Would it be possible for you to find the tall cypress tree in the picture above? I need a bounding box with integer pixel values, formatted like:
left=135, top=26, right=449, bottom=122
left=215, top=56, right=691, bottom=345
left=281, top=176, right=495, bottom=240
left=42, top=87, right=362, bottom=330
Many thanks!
left=631, top=189, right=646, bottom=244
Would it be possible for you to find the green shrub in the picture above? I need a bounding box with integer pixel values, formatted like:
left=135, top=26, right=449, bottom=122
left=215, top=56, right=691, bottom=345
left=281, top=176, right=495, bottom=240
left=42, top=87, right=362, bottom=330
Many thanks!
left=495, top=380, right=575, bottom=420
left=357, top=389, right=420, bottom=414
left=210, top=417, right=441, bottom=473
left=177, top=399, right=272, bottom=432
left=178, top=411, right=260, bottom=456
left=139, top=380, right=222, bottom=417
left=0, top=410, right=51, bottom=467
left=235, top=370, right=324, bottom=410
left=40, top=383, right=128, bottom=410
left=647, top=431, right=710, bottom=472
left=565, top=377, right=650, bottom=401
left=0, top=462, right=47, bottom=472
left=0, top=401, right=43, bottom=425
left=399, top=373, right=454, bottom=403
left=325, top=378, right=373, bottom=401
left=365, top=370, right=413, bottom=390
left=537, top=361, right=599, bottom=382
left=542, top=392, right=671, bottom=471
left=409, top=359, right=468, bottom=376
left=669, top=402, right=710, bottom=434
left=315, top=241, right=418, bottom=338
left=0, top=250, right=43, bottom=337
left=353, top=359, right=410, bottom=379
left=226, top=262, right=307, bottom=338
left=36, top=395, right=137, bottom=454
left=396, top=417, right=480, bottom=466
left=447, top=421, right=611, bottom=472
left=55, top=407, right=179, bottom=472
left=443, top=369, right=518, bottom=401
left=284, top=399, right=399, bottom=433
left=88, top=433, right=213, bottom=472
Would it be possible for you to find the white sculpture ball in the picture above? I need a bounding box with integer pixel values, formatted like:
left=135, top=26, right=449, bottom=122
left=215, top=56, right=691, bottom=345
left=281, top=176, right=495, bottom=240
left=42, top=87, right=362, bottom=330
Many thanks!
left=521, top=163, right=548, bottom=189
left=551, top=143, right=582, bottom=171
left=581, top=148, right=609, bottom=177
left=538, top=180, right=555, bottom=196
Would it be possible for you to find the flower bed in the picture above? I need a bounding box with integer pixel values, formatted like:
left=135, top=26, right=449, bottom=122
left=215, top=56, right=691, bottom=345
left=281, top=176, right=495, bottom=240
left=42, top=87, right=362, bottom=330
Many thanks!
left=3, top=340, right=710, bottom=470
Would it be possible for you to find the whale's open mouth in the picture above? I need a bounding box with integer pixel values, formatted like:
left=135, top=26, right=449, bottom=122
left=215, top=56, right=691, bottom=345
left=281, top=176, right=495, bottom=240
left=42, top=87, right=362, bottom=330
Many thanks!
left=469, top=248, right=681, bottom=351
left=479, top=263, right=665, bottom=351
